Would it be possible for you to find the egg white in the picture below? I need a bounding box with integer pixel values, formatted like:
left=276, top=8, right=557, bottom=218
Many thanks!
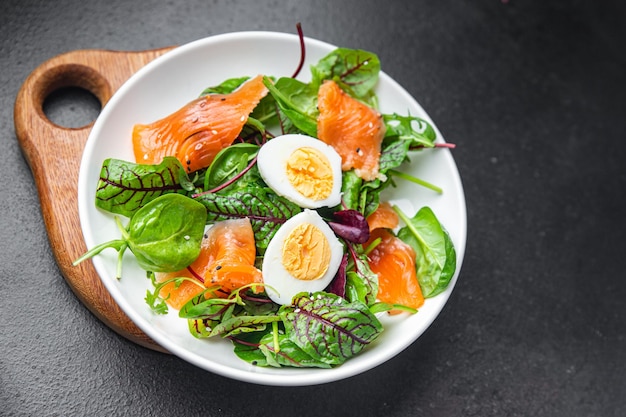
left=262, top=209, right=344, bottom=305
left=257, top=134, right=342, bottom=209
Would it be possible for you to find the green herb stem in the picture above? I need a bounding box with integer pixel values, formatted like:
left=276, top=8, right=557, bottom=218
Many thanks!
left=388, top=169, right=442, bottom=194
left=72, top=239, right=126, bottom=266
left=272, top=321, right=280, bottom=354
left=392, top=205, right=428, bottom=249
left=363, top=237, right=382, bottom=256
left=116, top=243, right=128, bottom=279
left=410, top=142, right=456, bottom=151
left=115, top=216, right=130, bottom=240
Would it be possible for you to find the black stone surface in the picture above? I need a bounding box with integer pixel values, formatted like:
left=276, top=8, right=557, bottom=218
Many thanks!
left=2, top=1, right=625, bottom=416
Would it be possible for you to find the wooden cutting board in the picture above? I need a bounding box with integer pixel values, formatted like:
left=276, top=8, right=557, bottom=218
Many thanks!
left=14, top=47, right=177, bottom=352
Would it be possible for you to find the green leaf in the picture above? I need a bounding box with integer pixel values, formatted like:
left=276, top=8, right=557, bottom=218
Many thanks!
left=396, top=206, right=456, bottom=298
left=231, top=329, right=331, bottom=368
left=279, top=292, right=382, bottom=365
left=231, top=332, right=271, bottom=366
left=340, top=170, right=388, bottom=217
left=204, top=143, right=260, bottom=191
left=194, top=187, right=301, bottom=254
left=340, top=171, right=363, bottom=212
left=369, top=302, right=417, bottom=315
left=345, top=250, right=379, bottom=306
left=127, top=194, right=207, bottom=272
left=74, top=194, right=207, bottom=276
left=262, top=76, right=318, bottom=137
left=199, top=76, right=250, bottom=96
left=379, top=138, right=412, bottom=174
left=310, top=48, right=381, bottom=101
left=95, top=157, right=191, bottom=218
left=383, top=113, right=437, bottom=148
left=144, top=273, right=196, bottom=315
left=249, top=94, right=280, bottom=128
left=257, top=332, right=332, bottom=368
left=275, top=77, right=319, bottom=116
left=209, top=315, right=281, bottom=338
left=178, top=293, right=237, bottom=321
left=188, top=318, right=213, bottom=338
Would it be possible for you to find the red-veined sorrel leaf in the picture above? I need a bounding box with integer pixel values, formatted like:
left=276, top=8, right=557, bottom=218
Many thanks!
left=278, top=292, right=382, bottom=365
left=96, top=156, right=191, bottom=217
left=194, top=187, right=302, bottom=254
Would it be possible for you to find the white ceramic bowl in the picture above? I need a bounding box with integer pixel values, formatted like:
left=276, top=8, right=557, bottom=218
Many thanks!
left=77, top=31, right=467, bottom=386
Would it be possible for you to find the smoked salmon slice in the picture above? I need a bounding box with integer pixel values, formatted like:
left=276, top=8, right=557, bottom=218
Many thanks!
left=132, top=75, right=268, bottom=173
left=157, top=218, right=263, bottom=310
left=317, top=80, right=385, bottom=181
left=366, top=228, right=424, bottom=311
left=366, top=202, right=399, bottom=232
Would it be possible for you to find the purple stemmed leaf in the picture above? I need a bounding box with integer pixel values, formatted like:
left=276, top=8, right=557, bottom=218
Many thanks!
left=328, top=209, right=370, bottom=243
left=278, top=292, right=382, bottom=365
left=325, top=253, right=348, bottom=298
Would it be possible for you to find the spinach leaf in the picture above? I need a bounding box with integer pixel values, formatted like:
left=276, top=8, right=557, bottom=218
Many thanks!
left=275, top=77, right=319, bottom=115
left=249, top=94, right=280, bottom=128
left=204, top=143, right=260, bottom=191
left=199, top=76, right=250, bottom=96
left=310, top=48, right=380, bottom=102
left=279, top=292, right=382, bottom=365
left=74, top=193, right=207, bottom=276
left=396, top=206, right=456, bottom=298
left=126, top=194, right=207, bottom=272
left=262, top=76, right=318, bottom=137
left=194, top=187, right=301, bottom=253
left=95, top=157, right=192, bottom=218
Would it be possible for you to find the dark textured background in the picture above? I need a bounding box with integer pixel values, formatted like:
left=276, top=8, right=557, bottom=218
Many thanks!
left=2, top=1, right=625, bottom=416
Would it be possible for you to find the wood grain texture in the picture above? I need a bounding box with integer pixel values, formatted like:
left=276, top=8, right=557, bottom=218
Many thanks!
left=14, top=48, right=176, bottom=352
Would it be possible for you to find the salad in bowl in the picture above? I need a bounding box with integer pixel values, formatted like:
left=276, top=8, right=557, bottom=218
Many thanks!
left=76, top=28, right=466, bottom=385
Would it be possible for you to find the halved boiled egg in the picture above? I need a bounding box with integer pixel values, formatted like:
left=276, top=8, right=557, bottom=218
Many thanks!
left=262, top=209, right=343, bottom=305
left=257, top=134, right=342, bottom=209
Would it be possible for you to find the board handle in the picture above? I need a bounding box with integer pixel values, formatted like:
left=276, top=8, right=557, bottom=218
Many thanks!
left=14, top=48, right=175, bottom=352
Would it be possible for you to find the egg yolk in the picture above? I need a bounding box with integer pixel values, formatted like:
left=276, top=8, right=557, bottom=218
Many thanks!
left=281, top=223, right=331, bottom=281
left=286, top=147, right=333, bottom=201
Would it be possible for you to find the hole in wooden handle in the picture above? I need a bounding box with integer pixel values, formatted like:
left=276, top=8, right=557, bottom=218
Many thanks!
left=43, top=86, right=102, bottom=129
left=31, top=63, right=112, bottom=130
